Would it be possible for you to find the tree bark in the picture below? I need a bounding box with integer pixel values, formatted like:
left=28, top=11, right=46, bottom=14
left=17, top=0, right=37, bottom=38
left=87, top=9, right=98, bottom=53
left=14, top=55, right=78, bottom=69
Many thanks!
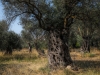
left=48, top=29, right=73, bottom=70
left=81, top=36, right=90, bottom=53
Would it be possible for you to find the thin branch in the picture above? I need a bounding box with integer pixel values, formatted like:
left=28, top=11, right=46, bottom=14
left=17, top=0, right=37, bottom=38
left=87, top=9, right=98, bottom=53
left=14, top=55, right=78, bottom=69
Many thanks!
left=7, top=10, right=33, bottom=25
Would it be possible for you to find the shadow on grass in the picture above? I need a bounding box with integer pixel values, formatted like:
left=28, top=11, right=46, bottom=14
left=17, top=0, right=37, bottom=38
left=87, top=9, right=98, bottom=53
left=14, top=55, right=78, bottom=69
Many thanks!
left=0, top=64, right=12, bottom=74
left=74, top=60, right=100, bottom=69
left=0, top=64, right=8, bottom=68
left=0, top=64, right=9, bottom=74
left=0, top=64, right=25, bottom=75
left=0, top=54, right=38, bottom=62
left=14, top=54, right=38, bottom=61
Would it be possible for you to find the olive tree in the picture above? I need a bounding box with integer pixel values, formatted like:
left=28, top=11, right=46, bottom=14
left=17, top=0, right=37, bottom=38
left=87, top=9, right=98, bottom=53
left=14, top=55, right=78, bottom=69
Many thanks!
left=1, top=0, right=100, bottom=70
left=4, top=31, right=22, bottom=55
left=0, top=20, right=22, bottom=55
left=21, top=19, right=46, bottom=55
left=71, top=0, right=100, bottom=53
left=0, top=20, right=9, bottom=51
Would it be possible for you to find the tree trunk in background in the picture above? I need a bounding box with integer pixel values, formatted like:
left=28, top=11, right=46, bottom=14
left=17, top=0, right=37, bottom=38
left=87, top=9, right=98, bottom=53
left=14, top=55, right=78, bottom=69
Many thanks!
left=48, top=29, right=73, bottom=70
left=81, top=36, right=90, bottom=53
left=34, top=43, right=45, bottom=56
left=28, top=43, right=32, bottom=53
left=4, top=46, right=12, bottom=55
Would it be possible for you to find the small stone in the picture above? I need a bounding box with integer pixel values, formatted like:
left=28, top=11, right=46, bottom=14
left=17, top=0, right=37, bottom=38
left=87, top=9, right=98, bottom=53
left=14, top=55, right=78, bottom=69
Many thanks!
left=66, top=65, right=72, bottom=69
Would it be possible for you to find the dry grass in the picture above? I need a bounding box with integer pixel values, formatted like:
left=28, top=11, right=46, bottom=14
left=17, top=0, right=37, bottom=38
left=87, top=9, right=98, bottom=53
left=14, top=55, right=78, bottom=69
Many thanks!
left=0, top=48, right=100, bottom=75
left=0, top=48, right=48, bottom=75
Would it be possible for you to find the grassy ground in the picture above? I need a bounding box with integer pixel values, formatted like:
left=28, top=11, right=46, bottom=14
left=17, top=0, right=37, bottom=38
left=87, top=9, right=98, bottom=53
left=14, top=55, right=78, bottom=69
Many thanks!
left=0, top=48, right=100, bottom=75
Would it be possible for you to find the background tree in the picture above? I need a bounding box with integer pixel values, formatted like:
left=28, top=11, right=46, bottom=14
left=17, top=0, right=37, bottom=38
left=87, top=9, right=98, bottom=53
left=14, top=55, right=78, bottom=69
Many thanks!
left=21, top=18, right=47, bottom=55
left=4, top=31, right=22, bottom=55
left=0, top=20, right=22, bottom=55
left=70, top=0, right=100, bottom=53
left=0, top=20, right=9, bottom=51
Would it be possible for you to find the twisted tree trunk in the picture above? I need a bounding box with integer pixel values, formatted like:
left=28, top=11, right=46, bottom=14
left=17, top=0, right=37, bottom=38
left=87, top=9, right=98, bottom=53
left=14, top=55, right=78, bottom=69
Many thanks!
left=48, top=28, right=73, bottom=70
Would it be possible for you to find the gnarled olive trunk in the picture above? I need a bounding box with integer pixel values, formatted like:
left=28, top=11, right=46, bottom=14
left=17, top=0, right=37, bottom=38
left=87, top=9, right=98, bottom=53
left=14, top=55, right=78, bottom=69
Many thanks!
left=48, top=29, right=73, bottom=69
left=81, top=36, right=90, bottom=53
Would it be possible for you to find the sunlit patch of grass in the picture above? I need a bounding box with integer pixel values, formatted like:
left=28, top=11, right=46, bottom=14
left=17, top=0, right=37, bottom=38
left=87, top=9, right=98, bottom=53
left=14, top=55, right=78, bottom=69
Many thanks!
left=39, top=65, right=50, bottom=75
left=48, top=70, right=66, bottom=75
left=88, top=53, right=95, bottom=57
left=80, top=53, right=96, bottom=58
left=74, top=60, right=100, bottom=75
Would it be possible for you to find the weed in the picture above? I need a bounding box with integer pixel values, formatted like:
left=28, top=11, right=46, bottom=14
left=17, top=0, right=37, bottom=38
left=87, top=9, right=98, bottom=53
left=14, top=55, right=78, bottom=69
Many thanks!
left=88, top=53, right=95, bottom=57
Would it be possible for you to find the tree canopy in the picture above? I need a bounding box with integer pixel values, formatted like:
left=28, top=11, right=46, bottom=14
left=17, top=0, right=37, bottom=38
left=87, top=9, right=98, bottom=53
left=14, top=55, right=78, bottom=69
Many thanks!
left=0, top=20, right=22, bottom=54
